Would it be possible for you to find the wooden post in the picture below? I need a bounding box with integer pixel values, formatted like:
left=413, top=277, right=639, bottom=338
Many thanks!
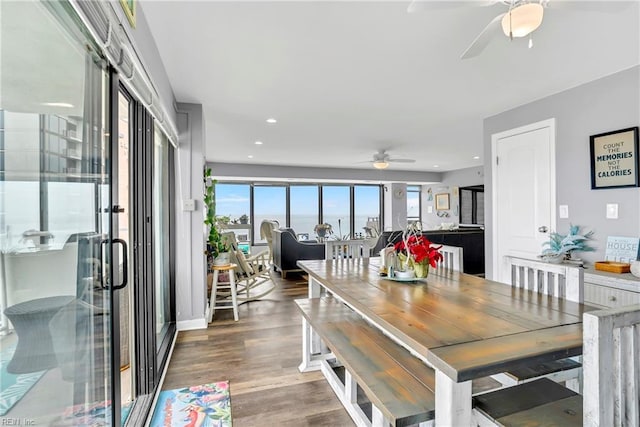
left=435, top=370, right=473, bottom=426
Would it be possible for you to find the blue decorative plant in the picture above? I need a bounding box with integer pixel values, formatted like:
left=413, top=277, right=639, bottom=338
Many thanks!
left=542, top=224, right=595, bottom=260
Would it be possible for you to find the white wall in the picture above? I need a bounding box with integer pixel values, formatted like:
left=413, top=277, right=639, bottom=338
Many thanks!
left=174, top=103, right=207, bottom=330
left=421, top=166, right=484, bottom=229
left=115, top=1, right=177, bottom=127
left=484, top=66, right=640, bottom=278
left=385, top=183, right=408, bottom=230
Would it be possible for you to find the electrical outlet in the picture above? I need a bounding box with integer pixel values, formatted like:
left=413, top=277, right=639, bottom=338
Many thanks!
left=606, top=203, right=618, bottom=219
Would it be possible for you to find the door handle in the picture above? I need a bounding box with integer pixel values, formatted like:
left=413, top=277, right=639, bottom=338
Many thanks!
left=100, top=238, right=109, bottom=289
left=113, top=238, right=129, bottom=290
left=538, top=226, right=549, bottom=233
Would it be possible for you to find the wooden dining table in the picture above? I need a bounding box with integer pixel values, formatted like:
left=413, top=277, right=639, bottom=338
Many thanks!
left=297, top=257, right=594, bottom=426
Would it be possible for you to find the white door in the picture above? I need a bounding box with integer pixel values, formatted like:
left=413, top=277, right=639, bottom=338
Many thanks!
left=492, top=119, right=556, bottom=283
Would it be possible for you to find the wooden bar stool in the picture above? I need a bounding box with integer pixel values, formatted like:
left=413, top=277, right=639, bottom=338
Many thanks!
left=208, top=263, right=239, bottom=322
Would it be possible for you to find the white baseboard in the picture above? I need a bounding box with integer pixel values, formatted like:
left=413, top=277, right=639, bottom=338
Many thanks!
left=177, top=317, right=207, bottom=331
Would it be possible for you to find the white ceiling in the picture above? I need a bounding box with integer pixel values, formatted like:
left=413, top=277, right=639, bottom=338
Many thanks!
left=142, top=0, right=640, bottom=172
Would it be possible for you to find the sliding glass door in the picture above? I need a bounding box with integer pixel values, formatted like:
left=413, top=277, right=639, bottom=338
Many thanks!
left=0, top=1, right=115, bottom=423
left=115, top=90, right=135, bottom=424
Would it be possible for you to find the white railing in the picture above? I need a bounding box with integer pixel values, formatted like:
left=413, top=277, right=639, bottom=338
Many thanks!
left=325, top=239, right=371, bottom=260
left=505, top=256, right=584, bottom=303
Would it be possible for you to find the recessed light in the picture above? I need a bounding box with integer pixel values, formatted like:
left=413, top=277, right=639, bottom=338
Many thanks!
left=433, top=165, right=439, bottom=168
left=248, top=155, right=254, bottom=159
left=254, top=141, right=263, bottom=145
left=42, top=102, right=74, bottom=108
left=473, top=156, right=480, bottom=160
left=266, top=118, right=277, bottom=124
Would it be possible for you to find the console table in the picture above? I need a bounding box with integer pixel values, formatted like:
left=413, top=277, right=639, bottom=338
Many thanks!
left=584, top=268, right=640, bottom=308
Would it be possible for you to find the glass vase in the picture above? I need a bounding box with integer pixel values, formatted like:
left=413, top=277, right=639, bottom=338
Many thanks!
left=413, top=262, right=429, bottom=278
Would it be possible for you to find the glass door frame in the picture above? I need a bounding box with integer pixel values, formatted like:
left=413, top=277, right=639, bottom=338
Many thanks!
left=112, top=78, right=176, bottom=426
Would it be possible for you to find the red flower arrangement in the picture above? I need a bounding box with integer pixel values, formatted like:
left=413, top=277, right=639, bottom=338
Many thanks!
left=394, top=235, right=443, bottom=277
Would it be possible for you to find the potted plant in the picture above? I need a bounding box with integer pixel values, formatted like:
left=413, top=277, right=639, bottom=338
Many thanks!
left=314, top=223, right=333, bottom=240
left=393, top=226, right=443, bottom=278
left=239, top=214, right=249, bottom=224
left=204, top=168, right=231, bottom=267
left=540, top=224, right=595, bottom=264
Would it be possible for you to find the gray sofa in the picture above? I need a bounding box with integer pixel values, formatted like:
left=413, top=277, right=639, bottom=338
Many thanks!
left=272, top=228, right=325, bottom=278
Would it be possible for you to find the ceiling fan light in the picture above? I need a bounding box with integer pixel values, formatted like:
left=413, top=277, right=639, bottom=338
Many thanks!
left=373, top=160, right=389, bottom=169
left=501, top=3, right=544, bottom=38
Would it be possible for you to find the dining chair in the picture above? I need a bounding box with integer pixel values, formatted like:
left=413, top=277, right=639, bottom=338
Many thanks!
left=437, top=245, right=464, bottom=272
left=325, top=239, right=370, bottom=260
left=493, top=256, right=584, bottom=390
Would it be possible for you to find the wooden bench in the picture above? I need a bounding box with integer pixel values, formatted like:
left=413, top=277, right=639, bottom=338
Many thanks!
left=474, top=304, right=640, bottom=426
left=296, top=297, right=436, bottom=426
left=474, top=377, right=582, bottom=426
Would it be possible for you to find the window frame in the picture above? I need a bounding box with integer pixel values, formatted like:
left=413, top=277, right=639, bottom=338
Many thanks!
left=212, top=181, right=384, bottom=245
left=406, top=185, right=422, bottom=225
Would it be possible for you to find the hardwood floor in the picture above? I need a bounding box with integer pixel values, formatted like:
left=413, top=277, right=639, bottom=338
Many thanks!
left=162, top=271, right=353, bottom=426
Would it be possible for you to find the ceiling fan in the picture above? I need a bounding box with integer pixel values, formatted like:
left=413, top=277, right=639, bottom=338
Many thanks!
left=365, top=150, right=416, bottom=169
left=407, top=0, right=627, bottom=59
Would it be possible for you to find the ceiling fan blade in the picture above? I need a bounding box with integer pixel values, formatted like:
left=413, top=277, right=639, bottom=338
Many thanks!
left=460, top=12, right=505, bottom=59
left=408, top=0, right=499, bottom=14
left=544, top=0, right=632, bottom=12
left=388, top=158, right=416, bottom=163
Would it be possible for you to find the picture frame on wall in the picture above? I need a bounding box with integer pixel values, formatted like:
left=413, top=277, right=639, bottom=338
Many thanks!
left=435, top=193, right=450, bottom=210
left=120, top=0, right=136, bottom=28
left=590, top=126, right=639, bottom=189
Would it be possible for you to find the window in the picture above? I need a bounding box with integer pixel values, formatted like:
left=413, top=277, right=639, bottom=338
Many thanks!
left=322, top=185, right=351, bottom=239
left=354, top=185, right=380, bottom=238
left=212, top=182, right=383, bottom=244
left=290, top=185, right=319, bottom=240
left=459, top=185, right=485, bottom=225
left=215, top=183, right=251, bottom=221
left=253, top=185, right=286, bottom=243
left=407, top=185, right=421, bottom=225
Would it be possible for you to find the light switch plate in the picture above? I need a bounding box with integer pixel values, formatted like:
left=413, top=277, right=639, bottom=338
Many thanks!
left=427, top=206, right=433, bottom=214
left=606, top=203, right=618, bottom=219
left=183, top=199, right=196, bottom=211
left=559, top=205, right=569, bottom=219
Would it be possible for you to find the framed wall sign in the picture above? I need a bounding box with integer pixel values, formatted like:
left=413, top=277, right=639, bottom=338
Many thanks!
left=435, top=193, right=450, bottom=210
left=120, top=0, right=136, bottom=28
left=590, top=126, right=639, bottom=189
left=605, top=236, right=640, bottom=262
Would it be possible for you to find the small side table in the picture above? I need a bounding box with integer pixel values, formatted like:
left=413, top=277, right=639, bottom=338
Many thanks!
left=4, top=295, right=74, bottom=374
left=208, top=263, right=239, bottom=322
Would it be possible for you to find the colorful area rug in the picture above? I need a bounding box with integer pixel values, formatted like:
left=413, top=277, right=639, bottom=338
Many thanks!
left=0, top=345, right=45, bottom=416
left=150, top=381, right=232, bottom=427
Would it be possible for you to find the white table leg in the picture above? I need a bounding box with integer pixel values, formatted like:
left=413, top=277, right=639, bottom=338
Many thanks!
left=435, top=370, right=473, bottom=427
left=308, top=276, right=322, bottom=298
left=208, top=270, right=219, bottom=323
